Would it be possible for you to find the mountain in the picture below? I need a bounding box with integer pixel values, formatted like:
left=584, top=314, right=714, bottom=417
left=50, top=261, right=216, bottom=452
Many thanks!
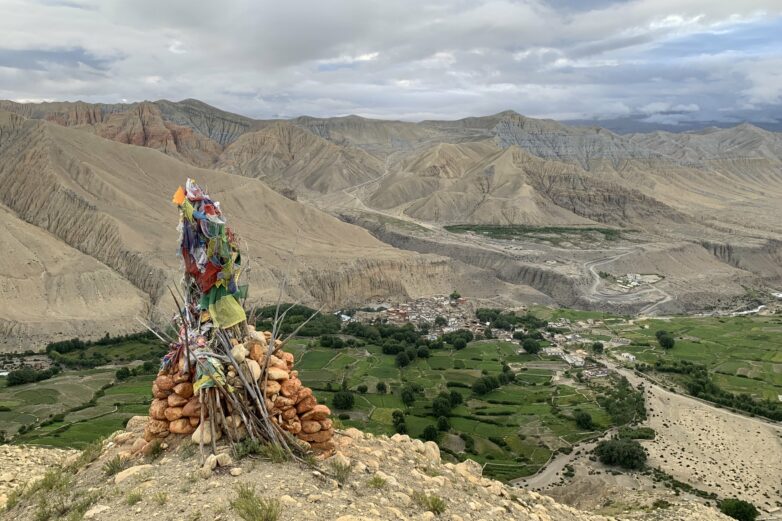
left=0, top=110, right=460, bottom=350
left=4, top=98, right=782, bottom=317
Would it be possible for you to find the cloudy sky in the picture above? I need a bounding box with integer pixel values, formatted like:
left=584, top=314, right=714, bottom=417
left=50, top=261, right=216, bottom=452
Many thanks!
left=1, top=0, right=781, bottom=127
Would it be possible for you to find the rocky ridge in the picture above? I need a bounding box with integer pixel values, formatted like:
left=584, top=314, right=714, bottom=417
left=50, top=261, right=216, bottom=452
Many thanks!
left=0, top=418, right=729, bottom=521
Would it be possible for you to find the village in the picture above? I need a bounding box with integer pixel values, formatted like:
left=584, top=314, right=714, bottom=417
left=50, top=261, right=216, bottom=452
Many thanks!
left=342, top=295, right=639, bottom=380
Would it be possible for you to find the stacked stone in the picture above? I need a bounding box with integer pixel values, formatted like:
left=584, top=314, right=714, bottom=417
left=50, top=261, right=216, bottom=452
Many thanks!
left=143, top=325, right=334, bottom=453
left=226, top=326, right=335, bottom=453
left=145, top=371, right=201, bottom=441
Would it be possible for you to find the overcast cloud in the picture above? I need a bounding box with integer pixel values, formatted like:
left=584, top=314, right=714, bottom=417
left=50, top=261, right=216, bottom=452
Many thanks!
left=1, top=0, right=781, bottom=126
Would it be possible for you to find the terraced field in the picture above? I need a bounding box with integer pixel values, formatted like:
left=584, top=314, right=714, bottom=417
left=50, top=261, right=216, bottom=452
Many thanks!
left=287, top=338, right=624, bottom=481
left=609, top=315, right=782, bottom=401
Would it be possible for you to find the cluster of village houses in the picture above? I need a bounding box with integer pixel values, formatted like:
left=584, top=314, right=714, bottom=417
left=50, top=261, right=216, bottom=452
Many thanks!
left=345, top=297, right=641, bottom=381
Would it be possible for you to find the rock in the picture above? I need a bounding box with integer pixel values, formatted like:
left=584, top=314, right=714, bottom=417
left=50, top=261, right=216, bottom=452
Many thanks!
left=126, top=416, right=148, bottom=431
left=391, top=434, right=411, bottom=443
left=192, top=423, right=222, bottom=445
left=454, top=459, right=483, bottom=479
left=248, top=341, right=265, bottom=363
left=279, top=495, right=297, bottom=506
left=113, top=432, right=135, bottom=444
left=216, top=453, right=233, bottom=467
left=343, top=427, right=364, bottom=440
left=423, top=441, right=441, bottom=464
left=411, top=439, right=425, bottom=453
left=205, top=454, right=219, bottom=470
left=83, top=504, right=111, bottom=519
left=169, top=418, right=196, bottom=435
left=267, top=367, right=289, bottom=381
left=419, top=513, right=436, bottom=521
left=298, top=428, right=334, bottom=443
left=155, top=375, right=175, bottom=392
left=301, top=404, right=330, bottom=421
left=245, top=359, right=262, bottom=381
left=264, top=380, right=282, bottom=395
left=173, top=382, right=194, bottom=398
left=280, top=378, right=301, bottom=397
left=231, top=343, right=248, bottom=363
left=328, top=452, right=351, bottom=468
left=198, top=467, right=212, bottom=480
left=164, top=406, right=184, bottom=422
left=230, top=467, right=243, bottom=477
left=302, top=420, right=322, bottom=434
left=148, top=399, right=168, bottom=421
left=296, top=395, right=316, bottom=413
left=114, top=464, right=153, bottom=485
left=167, top=393, right=188, bottom=407
left=182, top=397, right=202, bottom=417
left=147, top=418, right=169, bottom=435
left=130, top=438, right=147, bottom=454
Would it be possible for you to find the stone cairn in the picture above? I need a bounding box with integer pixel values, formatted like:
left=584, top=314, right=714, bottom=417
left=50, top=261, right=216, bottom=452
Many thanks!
left=142, top=178, right=334, bottom=459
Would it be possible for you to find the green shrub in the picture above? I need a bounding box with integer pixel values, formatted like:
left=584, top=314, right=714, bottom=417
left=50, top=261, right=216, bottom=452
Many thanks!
left=719, top=498, right=759, bottom=521
left=593, top=438, right=646, bottom=470
left=102, top=455, right=128, bottom=477
left=329, top=460, right=352, bottom=485
left=413, top=492, right=447, bottom=515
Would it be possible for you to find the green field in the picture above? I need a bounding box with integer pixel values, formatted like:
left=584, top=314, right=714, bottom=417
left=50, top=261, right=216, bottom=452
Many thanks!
left=289, top=338, right=626, bottom=481
left=609, top=315, right=782, bottom=401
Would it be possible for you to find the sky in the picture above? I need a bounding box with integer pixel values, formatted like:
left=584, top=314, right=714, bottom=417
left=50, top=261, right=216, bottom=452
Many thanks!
left=1, top=0, right=781, bottom=128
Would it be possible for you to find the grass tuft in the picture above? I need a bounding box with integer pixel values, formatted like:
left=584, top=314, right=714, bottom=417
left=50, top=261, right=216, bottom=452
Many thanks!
left=102, top=454, right=128, bottom=476
left=126, top=490, right=143, bottom=506
left=152, top=491, right=168, bottom=505
left=329, top=460, right=352, bottom=485
left=146, top=440, right=164, bottom=461
left=231, top=484, right=282, bottom=521
left=413, top=492, right=447, bottom=515
left=367, top=475, right=386, bottom=489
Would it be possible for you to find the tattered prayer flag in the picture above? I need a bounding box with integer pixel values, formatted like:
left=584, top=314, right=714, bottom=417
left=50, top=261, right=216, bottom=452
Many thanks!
left=172, top=185, right=186, bottom=205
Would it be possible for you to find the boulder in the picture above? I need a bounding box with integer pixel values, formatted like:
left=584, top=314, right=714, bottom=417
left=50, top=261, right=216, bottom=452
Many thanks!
left=231, top=344, right=248, bottom=363
left=164, top=406, right=184, bottom=422
left=274, top=396, right=296, bottom=408
left=168, top=393, right=189, bottom=408
left=454, top=459, right=482, bottom=479
left=189, top=416, right=200, bottom=427
left=114, top=464, right=153, bottom=485
left=319, top=418, right=333, bottom=430
left=149, top=399, right=168, bottom=420
left=280, top=351, right=295, bottom=368
left=296, top=386, right=313, bottom=402
left=248, top=341, right=265, bottom=363
left=169, top=418, right=196, bottom=435
left=147, top=419, right=169, bottom=435
left=280, top=378, right=301, bottom=398
left=301, top=404, right=330, bottom=421
left=173, top=382, right=194, bottom=399
left=245, top=359, right=262, bottom=381
left=155, top=375, right=175, bottom=392
left=264, top=380, right=282, bottom=395
left=192, top=423, right=222, bottom=445
left=423, top=441, right=441, bottom=464
left=282, top=407, right=298, bottom=420
left=302, top=420, right=322, bottom=434
left=296, top=396, right=316, bottom=414
left=152, top=383, right=168, bottom=399
left=267, top=367, right=289, bottom=381
left=182, top=397, right=202, bottom=417
left=298, top=428, right=334, bottom=443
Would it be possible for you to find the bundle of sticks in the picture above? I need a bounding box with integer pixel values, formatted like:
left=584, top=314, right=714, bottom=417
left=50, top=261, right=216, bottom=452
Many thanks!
left=142, top=179, right=334, bottom=459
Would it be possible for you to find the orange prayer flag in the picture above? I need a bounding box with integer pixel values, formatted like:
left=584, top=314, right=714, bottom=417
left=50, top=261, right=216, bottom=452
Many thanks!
left=172, top=186, right=186, bottom=205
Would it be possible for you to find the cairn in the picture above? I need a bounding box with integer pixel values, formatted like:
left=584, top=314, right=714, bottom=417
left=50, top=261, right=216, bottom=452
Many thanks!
left=142, top=179, right=334, bottom=457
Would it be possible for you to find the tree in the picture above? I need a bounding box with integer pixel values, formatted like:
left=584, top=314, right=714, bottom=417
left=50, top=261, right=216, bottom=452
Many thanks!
left=574, top=411, right=594, bottom=430
left=115, top=367, right=131, bottom=381
left=392, top=410, right=407, bottom=434
left=356, top=384, right=368, bottom=394
left=436, top=416, right=450, bottom=431
left=434, top=315, right=447, bottom=327
left=655, top=330, right=669, bottom=340
left=401, top=387, right=416, bottom=407
left=421, top=425, right=439, bottom=441
left=449, top=391, right=463, bottom=407
left=449, top=290, right=461, bottom=300
left=396, top=352, right=411, bottom=367
left=658, top=334, right=675, bottom=350
left=521, top=338, right=541, bottom=354
left=719, top=499, right=759, bottom=521
left=417, top=346, right=430, bottom=359
left=376, top=382, right=387, bottom=394
left=483, top=327, right=493, bottom=339
left=452, top=338, right=467, bottom=350
left=332, top=391, right=355, bottom=410
left=432, top=395, right=453, bottom=417
left=593, top=438, right=647, bottom=470
left=591, top=342, right=604, bottom=354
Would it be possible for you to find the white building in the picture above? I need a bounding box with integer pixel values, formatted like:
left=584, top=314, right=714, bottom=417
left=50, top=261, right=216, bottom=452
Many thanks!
left=619, top=352, right=636, bottom=362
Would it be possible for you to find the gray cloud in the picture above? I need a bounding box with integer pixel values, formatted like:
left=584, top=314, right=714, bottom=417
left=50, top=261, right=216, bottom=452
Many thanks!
left=0, top=0, right=780, bottom=127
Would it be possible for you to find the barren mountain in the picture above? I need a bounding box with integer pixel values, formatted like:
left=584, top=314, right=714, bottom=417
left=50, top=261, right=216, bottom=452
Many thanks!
left=0, top=111, right=464, bottom=350
left=4, top=98, right=782, bottom=318
left=217, top=121, right=385, bottom=193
